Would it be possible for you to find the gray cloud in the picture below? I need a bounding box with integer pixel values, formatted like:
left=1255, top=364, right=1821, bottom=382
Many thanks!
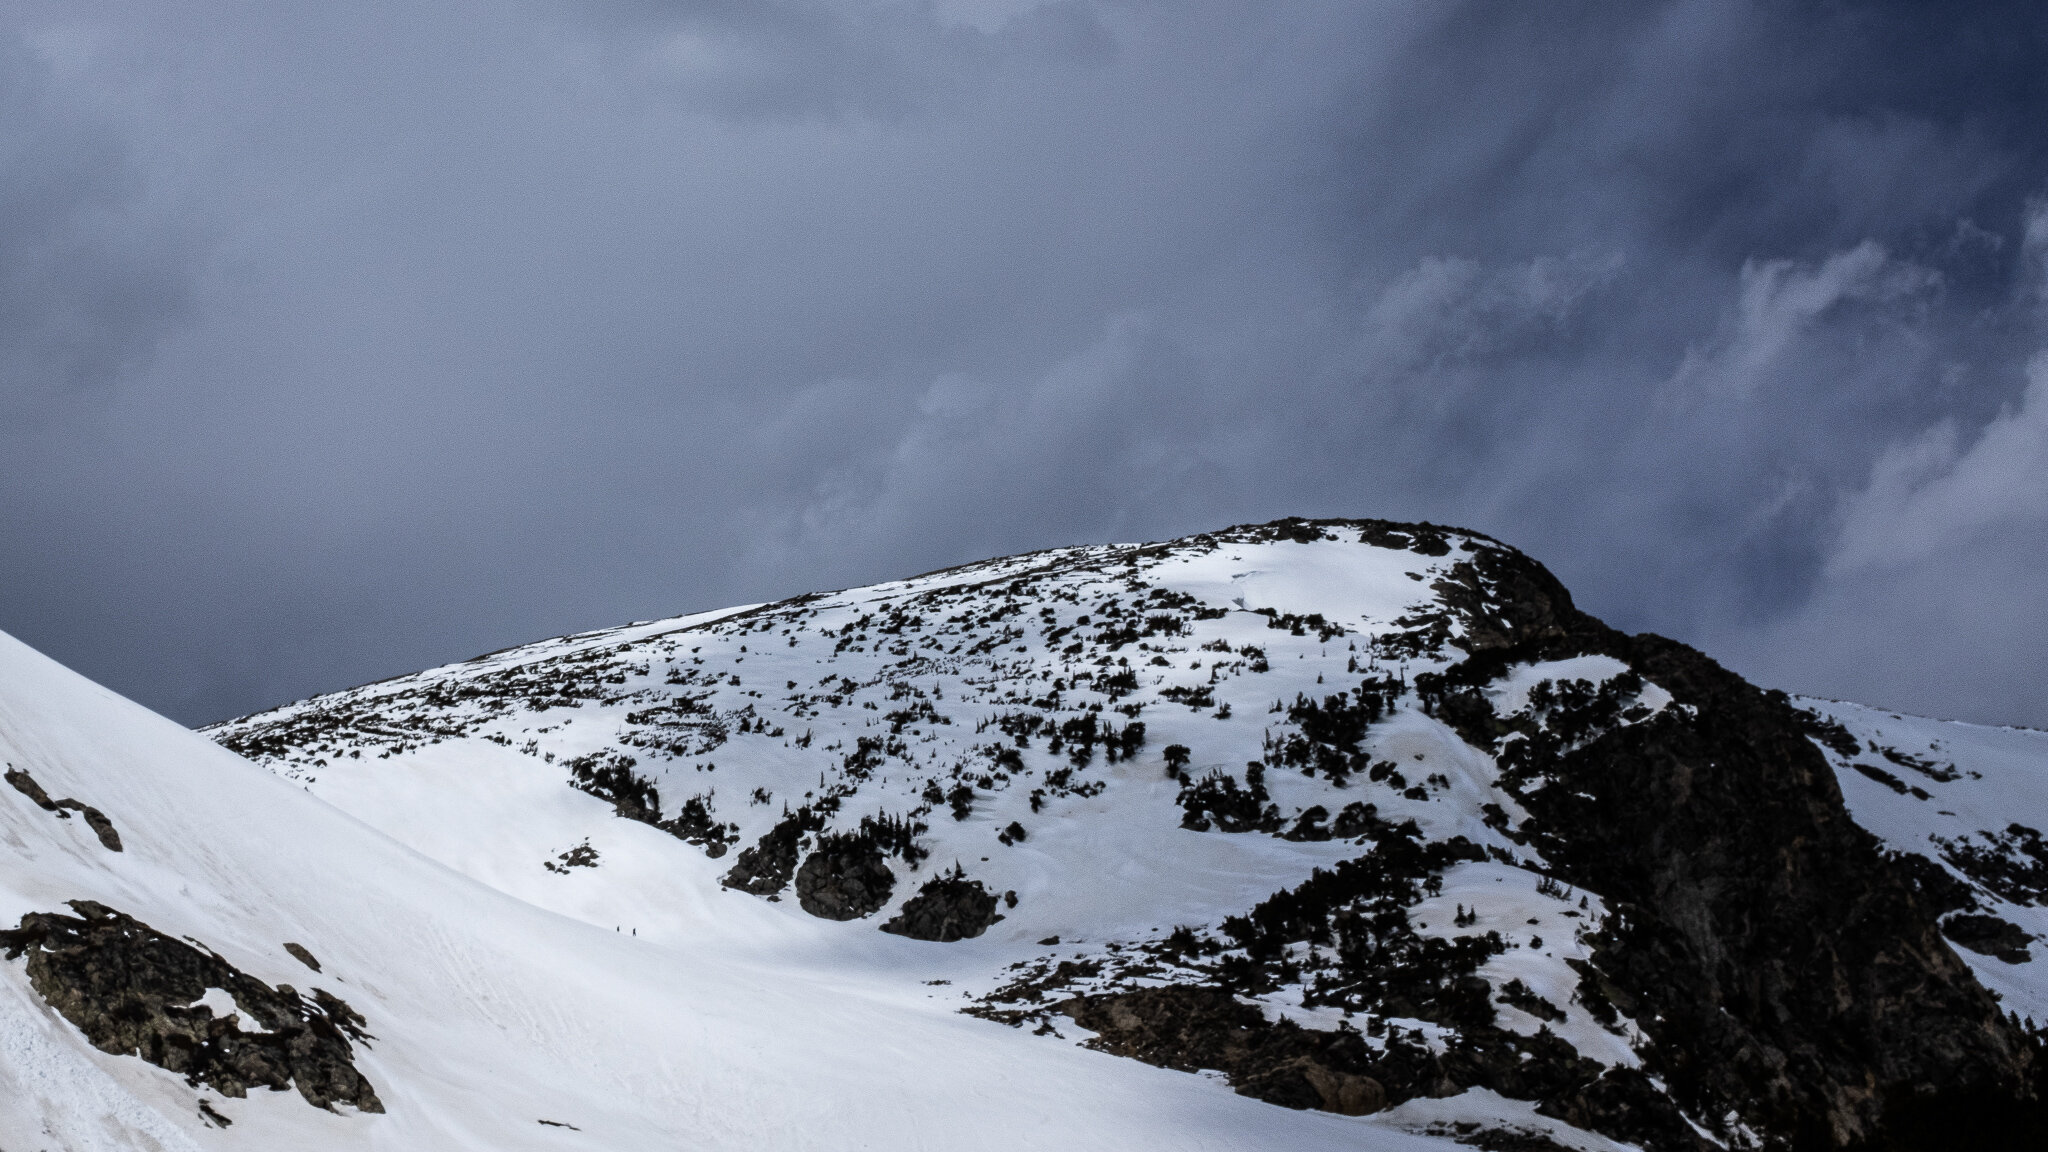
left=0, top=41, right=194, bottom=411
left=5, top=0, right=2048, bottom=727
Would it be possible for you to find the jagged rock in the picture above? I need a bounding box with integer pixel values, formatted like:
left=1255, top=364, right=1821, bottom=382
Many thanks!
left=794, top=833, right=894, bottom=920
left=882, top=871, right=999, bottom=941
left=0, top=901, right=381, bottom=1112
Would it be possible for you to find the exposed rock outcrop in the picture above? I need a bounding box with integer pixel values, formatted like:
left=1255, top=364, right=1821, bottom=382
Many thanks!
left=6, top=766, right=122, bottom=851
left=882, top=870, right=1000, bottom=941
left=1942, top=914, right=2036, bottom=964
left=794, top=833, right=895, bottom=920
left=0, top=901, right=381, bottom=1112
left=722, top=805, right=827, bottom=896
left=1060, top=980, right=1701, bottom=1150
left=1061, top=985, right=1387, bottom=1115
left=1410, top=539, right=2044, bottom=1149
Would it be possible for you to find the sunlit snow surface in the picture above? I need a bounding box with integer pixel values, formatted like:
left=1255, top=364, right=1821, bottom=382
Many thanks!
left=2, top=524, right=2041, bottom=1148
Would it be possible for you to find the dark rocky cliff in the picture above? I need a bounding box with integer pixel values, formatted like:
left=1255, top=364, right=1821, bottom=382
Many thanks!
left=1410, top=532, right=2043, bottom=1149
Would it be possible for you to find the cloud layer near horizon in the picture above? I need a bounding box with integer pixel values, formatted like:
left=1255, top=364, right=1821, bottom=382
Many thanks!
left=6, top=0, right=2048, bottom=727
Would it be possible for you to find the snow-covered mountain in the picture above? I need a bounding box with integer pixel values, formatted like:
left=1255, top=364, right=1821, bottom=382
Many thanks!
left=2, top=518, right=2042, bottom=1149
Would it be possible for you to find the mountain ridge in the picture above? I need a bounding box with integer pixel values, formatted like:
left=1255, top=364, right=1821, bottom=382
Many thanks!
left=202, top=516, right=2048, bottom=1149
left=5, top=515, right=2041, bottom=1149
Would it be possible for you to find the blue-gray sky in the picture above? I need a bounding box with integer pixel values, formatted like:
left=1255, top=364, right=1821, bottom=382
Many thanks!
left=6, top=0, right=2048, bottom=728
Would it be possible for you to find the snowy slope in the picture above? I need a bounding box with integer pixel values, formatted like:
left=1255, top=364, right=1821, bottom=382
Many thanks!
left=13, top=515, right=2027, bottom=1151
left=0, top=625, right=1479, bottom=1151
left=211, top=529, right=1492, bottom=946
left=1799, top=698, right=2048, bottom=1023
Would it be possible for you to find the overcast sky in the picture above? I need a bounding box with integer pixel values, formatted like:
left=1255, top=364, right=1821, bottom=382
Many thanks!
left=5, top=0, right=2048, bottom=729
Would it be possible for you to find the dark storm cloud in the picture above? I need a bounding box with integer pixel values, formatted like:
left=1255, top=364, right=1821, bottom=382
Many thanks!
left=0, top=42, right=194, bottom=410
left=4, top=0, right=2048, bottom=727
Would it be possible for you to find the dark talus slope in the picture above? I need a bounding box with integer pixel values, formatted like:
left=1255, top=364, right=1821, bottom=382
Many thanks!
left=207, top=517, right=2048, bottom=1151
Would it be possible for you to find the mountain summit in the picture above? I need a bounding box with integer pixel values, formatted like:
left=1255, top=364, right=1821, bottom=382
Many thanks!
left=4, top=517, right=2043, bottom=1149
